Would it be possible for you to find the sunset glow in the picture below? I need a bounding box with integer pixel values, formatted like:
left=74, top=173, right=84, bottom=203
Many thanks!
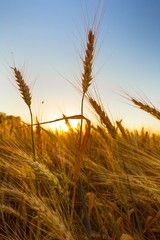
left=48, top=119, right=78, bottom=133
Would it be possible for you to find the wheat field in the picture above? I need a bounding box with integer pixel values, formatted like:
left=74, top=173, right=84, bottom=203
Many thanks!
left=1, top=99, right=160, bottom=240
left=0, top=9, right=160, bottom=240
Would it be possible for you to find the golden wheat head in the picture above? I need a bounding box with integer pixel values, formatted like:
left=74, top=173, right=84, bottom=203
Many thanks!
left=131, top=98, right=160, bottom=121
left=82, top=29, right=94, bottom=95
left=11, top=67, right=32, bottom=108
left=89, top=97, right=116, bottom=138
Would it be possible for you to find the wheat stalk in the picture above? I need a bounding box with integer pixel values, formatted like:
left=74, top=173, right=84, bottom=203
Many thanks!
left=22, top=158, right=62, bottom=191
left=72, top=30, right=94, bottom=238
left=0, top=186, right=74, bottom=240
left=63, top=114, right=72, bottom=131
left=116, top=119, right=128, bottom=139
left=71, top=30, right=95, bottom=237
left=11, top=67, right=35, bottom=160
left=0, top=204, right=22, bottom=219
left=27, top=196, right=74, bottom=240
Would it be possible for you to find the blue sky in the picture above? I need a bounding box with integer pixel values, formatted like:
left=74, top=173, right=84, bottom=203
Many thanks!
left=0, top=0, right=160, bottom=131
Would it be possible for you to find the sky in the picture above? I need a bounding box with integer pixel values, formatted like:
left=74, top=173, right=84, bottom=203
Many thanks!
left=0, top=0, right=160, bottom=131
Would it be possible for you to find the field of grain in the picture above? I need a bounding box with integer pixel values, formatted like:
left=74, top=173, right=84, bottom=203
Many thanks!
left=0, top=13, right=160, bottom=240
left=1, top=100, right=160, bottom=240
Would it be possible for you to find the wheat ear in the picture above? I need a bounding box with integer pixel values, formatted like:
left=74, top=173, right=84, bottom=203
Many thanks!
left=82, top=29, right=94, bottom=95
left=116, top=119, right=128, bottom=139
left=131, top=98, right=160, bottom=121
left=89, top=97, right=116, bottom=138
left=11, top=67, right=31, bottom=107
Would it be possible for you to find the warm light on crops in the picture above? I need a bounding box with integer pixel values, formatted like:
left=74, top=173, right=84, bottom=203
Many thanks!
left=48, top=119, right=78, bottom=132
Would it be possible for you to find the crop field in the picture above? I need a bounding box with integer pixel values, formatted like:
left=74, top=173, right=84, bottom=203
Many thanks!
left=1, top=91, right=160, bottom=240
left=0, top=4, right=160, bottom=240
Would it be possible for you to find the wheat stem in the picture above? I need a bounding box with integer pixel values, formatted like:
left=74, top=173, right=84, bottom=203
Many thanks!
left=11, top=67, right=35, bottom=160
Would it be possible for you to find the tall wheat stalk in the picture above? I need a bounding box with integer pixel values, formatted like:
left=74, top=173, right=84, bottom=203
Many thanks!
left=80, top=29, right=94, bottom=240
left=11, top=67, right=35, bottom=160
left=80, top=29, right=94, bottom=145
left=71, top=29, right=94, bottom=239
